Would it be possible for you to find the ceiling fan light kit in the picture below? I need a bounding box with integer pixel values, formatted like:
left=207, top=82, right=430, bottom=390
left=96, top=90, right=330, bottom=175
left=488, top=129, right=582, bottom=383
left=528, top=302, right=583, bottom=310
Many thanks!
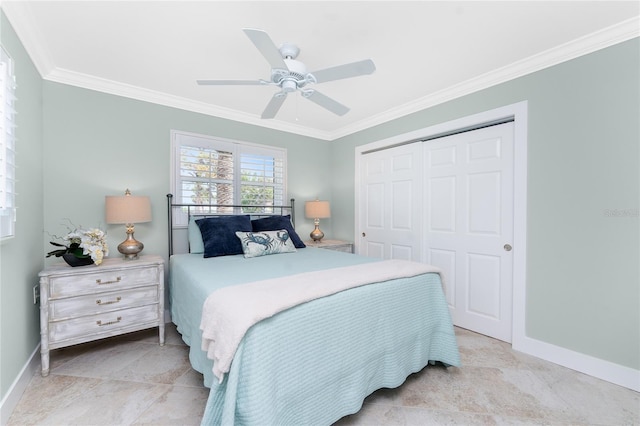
left=197, top=28, right=375, bottom=119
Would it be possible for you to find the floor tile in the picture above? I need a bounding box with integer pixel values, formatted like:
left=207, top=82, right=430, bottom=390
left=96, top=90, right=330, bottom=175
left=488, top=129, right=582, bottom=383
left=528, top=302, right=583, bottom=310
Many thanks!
left=7, top=325, right=639, bottom=426
left=132, top=385, right=209, bottom=425
left=7, top=375, right=170, bottom=426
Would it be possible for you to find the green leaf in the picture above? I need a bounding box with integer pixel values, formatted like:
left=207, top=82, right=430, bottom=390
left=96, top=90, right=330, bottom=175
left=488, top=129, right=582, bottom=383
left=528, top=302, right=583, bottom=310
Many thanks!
left=71, top=247, right=89, bottom=258
left=46, top=249, right=67, bottom=258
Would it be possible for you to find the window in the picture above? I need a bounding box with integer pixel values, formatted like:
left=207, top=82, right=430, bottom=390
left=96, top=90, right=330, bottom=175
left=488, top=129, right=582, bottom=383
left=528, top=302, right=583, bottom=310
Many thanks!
left=0, top=47, right=17, bottom=240
left=170, top=130, right=287, bottom=225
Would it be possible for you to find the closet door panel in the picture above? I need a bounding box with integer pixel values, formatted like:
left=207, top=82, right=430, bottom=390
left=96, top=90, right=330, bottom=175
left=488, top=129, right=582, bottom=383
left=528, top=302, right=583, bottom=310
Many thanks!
left=359, top=143, right=423, bottom=261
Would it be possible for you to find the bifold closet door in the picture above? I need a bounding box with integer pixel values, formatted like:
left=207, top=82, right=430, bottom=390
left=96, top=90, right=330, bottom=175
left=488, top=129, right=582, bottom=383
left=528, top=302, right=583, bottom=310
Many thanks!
left=424, top=122, right=514, bottom=342
left=359, top=143, right=423, bottom=261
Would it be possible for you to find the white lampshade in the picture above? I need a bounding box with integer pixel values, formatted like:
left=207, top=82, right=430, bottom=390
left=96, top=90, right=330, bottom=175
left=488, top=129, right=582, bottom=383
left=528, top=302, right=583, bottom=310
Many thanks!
left=105, top=189, right=152, bottom=260
left=305, top=200, right=330, bottom=242
left=305, top=200, right=331, bottom=219
left=105, top=191, right=152, bottom=224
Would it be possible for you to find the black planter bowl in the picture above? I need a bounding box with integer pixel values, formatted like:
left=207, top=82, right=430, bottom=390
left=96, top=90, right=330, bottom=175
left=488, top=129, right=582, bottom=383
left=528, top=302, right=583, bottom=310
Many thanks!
left=62, top=253, right=94, bottom=267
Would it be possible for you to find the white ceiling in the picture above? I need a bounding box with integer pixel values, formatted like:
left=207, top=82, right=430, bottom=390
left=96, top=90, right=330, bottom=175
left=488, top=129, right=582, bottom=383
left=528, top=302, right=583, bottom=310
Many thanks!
left=3, top=1, right=639, bottom=140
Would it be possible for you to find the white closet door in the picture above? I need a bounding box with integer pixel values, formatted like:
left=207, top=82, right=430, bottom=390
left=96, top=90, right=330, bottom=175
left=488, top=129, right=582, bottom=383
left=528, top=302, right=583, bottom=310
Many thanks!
left=424, top=122, right=514, bottom=342
left=359, top=143, right=423, bottom=261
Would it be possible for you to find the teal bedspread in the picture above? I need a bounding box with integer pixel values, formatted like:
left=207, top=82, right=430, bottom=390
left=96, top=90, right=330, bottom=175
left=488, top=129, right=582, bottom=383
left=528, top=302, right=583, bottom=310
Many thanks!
left=169, top=249, right=460, bottom=425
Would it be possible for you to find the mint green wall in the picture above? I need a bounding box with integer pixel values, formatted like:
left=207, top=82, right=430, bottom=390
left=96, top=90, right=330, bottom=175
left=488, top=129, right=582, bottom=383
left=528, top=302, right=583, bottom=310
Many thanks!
left=3, top=12, right=330, bottom=401
left=0, top=13, right=44, bottom=399
left=42, top=82, right=330, bottom=265
left=330, top=38, right=640, bottom=370
left=2, top=10, right=637, bottom=407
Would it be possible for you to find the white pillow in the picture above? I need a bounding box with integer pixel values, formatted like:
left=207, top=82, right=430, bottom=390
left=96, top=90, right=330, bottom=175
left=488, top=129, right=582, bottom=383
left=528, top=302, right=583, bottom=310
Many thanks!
left=235, top=230, right=297, bottom=258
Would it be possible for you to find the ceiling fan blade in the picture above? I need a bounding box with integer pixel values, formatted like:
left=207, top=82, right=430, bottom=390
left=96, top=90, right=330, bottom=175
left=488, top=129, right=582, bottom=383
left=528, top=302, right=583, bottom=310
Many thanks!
left=303, top=90, right=350, bottom=116
left=196, top=80, right=263, bottom=86
left=261, top=93, right=287, bottom=119
left=311, top=59, right=376, bottom=84
left=243, top=28, right=288, bottom=70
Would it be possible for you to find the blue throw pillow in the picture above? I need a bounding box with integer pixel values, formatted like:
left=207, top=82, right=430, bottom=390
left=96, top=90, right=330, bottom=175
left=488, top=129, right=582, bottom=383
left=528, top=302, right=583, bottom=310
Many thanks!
left=196, top=215, right=252, bottom=258
left=251, top=215, right=306, bottom=248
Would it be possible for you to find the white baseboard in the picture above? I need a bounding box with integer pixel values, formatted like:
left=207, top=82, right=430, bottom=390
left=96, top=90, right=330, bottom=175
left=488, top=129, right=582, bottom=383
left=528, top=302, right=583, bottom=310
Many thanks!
left=0, top=345, right=40, bottom=426
left=514, top=334, right=640, bottom=392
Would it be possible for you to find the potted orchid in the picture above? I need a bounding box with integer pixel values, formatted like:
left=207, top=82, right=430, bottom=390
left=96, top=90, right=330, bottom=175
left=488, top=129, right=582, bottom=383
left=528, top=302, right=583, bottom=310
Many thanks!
left=47, top=224, right=109, bottom=266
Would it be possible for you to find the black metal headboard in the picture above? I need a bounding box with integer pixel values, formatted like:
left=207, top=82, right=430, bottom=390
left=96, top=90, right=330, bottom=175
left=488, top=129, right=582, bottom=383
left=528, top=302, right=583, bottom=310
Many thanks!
left=166, top=194, right=295, bottom=256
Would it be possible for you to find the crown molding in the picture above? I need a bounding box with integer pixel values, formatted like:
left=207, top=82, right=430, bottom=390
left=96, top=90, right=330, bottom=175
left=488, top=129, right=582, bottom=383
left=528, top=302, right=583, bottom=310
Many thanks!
left=1, top=1, right=55, bottom=76
left=45, top=67, right=334, bottom=140
left=4, top=2, right=638, bottom=141
left=329, top=16, right=640, bottom=140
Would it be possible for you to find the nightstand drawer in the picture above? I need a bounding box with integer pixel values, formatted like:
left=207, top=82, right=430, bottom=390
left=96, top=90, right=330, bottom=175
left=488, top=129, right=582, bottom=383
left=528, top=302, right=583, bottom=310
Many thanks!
left=49, top=304, right=159, bottom=343
left=49, top=286, right=159, bottom=320
left=39, top=255, right=165, bottom=376
left=322, top=244, right=353, bottom=253
left=305, top=239, right=354, bottom=253
left=49, top=266, right=158, bottom=298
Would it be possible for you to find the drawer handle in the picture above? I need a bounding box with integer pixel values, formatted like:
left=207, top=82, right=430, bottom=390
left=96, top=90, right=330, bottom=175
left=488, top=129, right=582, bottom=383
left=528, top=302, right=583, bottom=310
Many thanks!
left=96, top=276, right=121, bottom=285
left=96, top=316, right=122, bottom=327
left=96, top=297, right=121, bottom=306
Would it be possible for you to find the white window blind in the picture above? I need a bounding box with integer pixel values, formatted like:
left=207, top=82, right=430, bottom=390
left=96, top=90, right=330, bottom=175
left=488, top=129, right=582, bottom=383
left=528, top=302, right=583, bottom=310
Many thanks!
left=238, top=145, right=285, bottom=211
left=0, top=47, right=17, bottom=239
left=171, top=131, right=287, bottom=225
left=178, top=140, right=235, bottom=207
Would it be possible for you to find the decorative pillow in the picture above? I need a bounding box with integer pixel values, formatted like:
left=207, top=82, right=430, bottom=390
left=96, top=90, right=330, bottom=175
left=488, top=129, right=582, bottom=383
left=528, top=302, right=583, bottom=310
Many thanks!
left=235, top=230, right=297, bottom=258
left=188, top=216, right=205, bottom=254
left=196, top=215, right=252, bottom=258
left=251, top=215, right=306, bottom=248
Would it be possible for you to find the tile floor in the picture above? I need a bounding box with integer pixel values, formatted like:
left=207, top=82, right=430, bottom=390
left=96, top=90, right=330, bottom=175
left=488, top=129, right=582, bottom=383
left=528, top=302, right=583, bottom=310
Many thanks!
left=7, top=324, right=639, bottom=425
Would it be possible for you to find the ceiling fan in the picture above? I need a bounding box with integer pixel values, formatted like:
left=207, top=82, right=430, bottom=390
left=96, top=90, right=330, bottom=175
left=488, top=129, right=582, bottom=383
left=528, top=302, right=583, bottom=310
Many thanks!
left=197, top=28, right=376, bottom=119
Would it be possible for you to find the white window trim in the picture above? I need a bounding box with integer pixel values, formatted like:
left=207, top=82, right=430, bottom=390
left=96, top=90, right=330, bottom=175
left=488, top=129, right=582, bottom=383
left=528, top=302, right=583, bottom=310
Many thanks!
left=0, top=46, right=17, bottom=240
left=169, top=130, right=287, bottom=227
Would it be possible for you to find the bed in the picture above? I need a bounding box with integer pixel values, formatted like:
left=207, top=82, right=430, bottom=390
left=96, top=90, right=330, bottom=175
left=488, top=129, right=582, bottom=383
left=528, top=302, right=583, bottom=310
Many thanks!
left=167, top=195, right=460, bottom=425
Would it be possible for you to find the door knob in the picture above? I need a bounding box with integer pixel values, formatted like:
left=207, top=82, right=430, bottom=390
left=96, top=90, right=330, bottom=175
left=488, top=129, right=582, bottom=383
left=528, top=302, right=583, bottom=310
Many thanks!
left=504, top=244, right=512, bottom=252
left=362, top=232, right=366, bottom=237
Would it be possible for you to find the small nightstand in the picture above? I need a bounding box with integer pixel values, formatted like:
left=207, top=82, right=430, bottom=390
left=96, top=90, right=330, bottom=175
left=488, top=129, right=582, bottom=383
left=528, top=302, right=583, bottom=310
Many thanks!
left=305, top=239, right=354, bottom=253
left=38, top=255, right=165, bottom=376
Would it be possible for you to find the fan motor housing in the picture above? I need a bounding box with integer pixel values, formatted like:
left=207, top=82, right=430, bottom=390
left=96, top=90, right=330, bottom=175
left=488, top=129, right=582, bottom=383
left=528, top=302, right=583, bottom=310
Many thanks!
left=271, top=58, right=310, bottom=90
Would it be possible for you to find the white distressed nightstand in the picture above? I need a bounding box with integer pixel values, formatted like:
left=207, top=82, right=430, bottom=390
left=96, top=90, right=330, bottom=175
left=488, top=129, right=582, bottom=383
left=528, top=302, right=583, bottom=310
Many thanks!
left=38, top=254, right=165, bottom=376
left=305, top=239, right=354, bottom=253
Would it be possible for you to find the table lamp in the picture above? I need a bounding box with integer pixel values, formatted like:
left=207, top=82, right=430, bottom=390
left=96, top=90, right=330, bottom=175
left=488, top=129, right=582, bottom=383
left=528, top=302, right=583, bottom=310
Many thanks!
left=305, top=200, right=331, bottom=242
left=105, top=189, right=152, bottom=259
